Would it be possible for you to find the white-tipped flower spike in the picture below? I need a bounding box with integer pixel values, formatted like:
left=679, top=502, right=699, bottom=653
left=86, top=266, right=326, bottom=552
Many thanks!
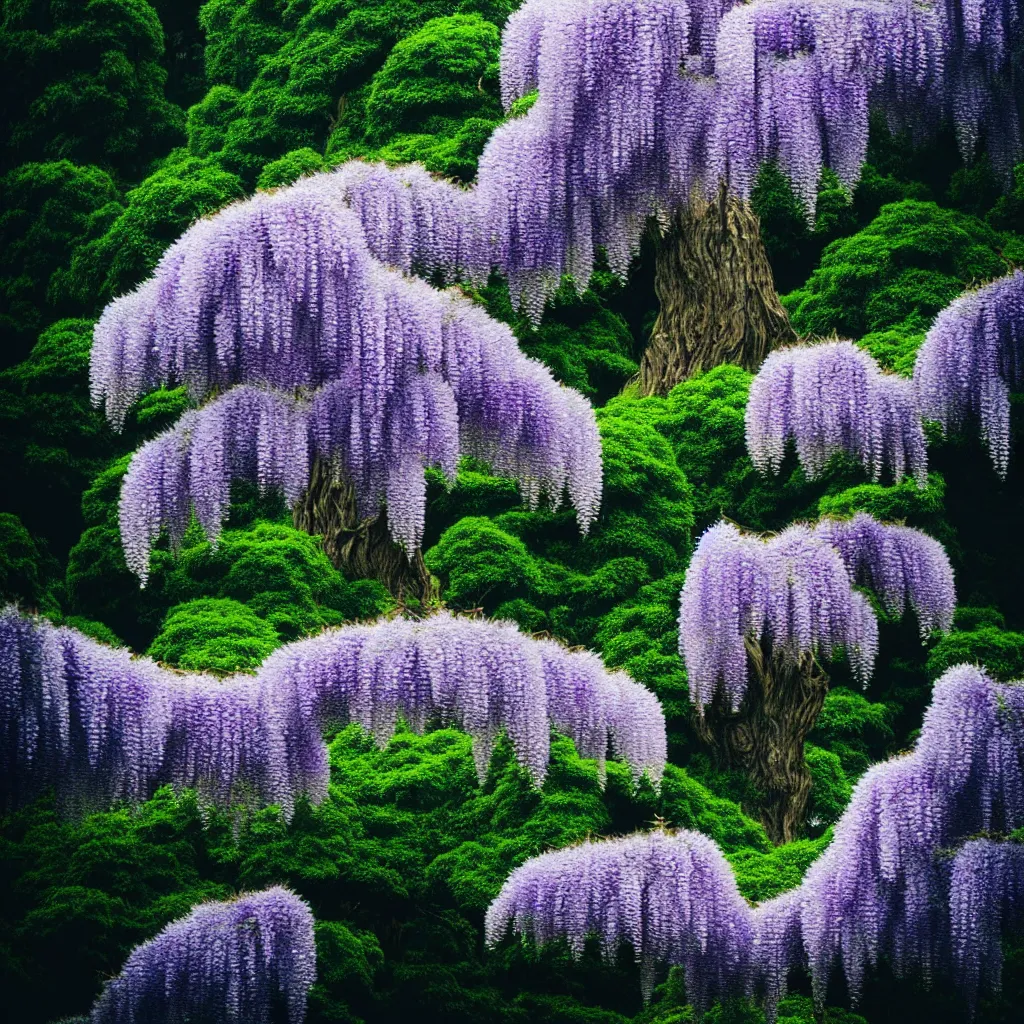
left=812, top=513, right=956, bottom=636
left=914, top=270, right=1024, bottom=477
left=745, top=341, right=928, bottom=487
left=92, top=178, right=601, bottom=580
left=485, top=829, right=754, bottom=1013
left=0, top=608, right=665, bottom=818
left=89, top=887, right=317, bottom=1024
left=272, top=4, right=1019, bottom=323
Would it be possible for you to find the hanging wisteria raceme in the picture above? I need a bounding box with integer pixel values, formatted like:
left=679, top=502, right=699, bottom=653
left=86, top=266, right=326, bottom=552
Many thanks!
left=678, top=522, right=874, bottom=711
left=949, top=839, right=1024, bottom=1012
left=812, top=513, right=955, bottom=636
left=711, top=0, right=945, bottom=213
left=91, top=177, right=601, bottom=574
left=485, top=829, right=754, bottom=1012
left=914, top=270, right=1024, bottom=477
left=487, top=665, right=1024, bottom=1020
left=757, top=664, right=1024, bottom=1015
left=745, top=341, right=928, bottom=487
left=90, top=887, right=316, bottom=1024
left=0, top=607, right=666, bottom=818
left=678, top=514, right=955, bottom=711
left=478, top=0, right=723, bottom=316
left=326, top=160, right=488, bottom=282
left=937, top=0, right=1023, bottom=176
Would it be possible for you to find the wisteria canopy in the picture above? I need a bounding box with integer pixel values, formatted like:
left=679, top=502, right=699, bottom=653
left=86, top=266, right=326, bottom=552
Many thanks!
left=487, top=664, right=1024, bottom=1020
left=678, top=513, right=955, bottom=711
left=90, top=176, right=602, bottom=580
left=0, top=606, right=666, bottom=819
left=89, top=887, right=317, bottom=1024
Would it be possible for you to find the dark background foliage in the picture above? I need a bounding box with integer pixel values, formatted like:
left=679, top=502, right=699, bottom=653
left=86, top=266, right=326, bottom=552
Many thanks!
left=1, top=3, right=1023, bottom=1022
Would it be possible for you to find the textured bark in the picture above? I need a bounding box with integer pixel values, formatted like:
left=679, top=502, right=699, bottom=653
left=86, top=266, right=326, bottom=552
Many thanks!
left=639, top=184, right=796, bottom=396
left=293, top=460, right=437, bottom=605
left=695, top=638, right=829, bottom=845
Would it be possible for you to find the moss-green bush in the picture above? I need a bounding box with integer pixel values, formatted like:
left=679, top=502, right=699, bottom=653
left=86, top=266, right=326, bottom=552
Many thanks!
left=784, top=200, right=1011, bottom=372
left=147, top=597, right=281, bottom=672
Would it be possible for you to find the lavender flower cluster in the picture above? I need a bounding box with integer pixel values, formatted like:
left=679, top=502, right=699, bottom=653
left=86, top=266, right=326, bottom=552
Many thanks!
left=914, top=270, right=1024, bottom=477
left=485, top=829, right=754, bottom=1013
left=678, top=514, right=954, bottom=712
left=745, top=341, right=928, bottom=487
left=334, top=0, right=1017, bottom=318
left=90, top=177, right=601, bottom=578
left=758, top=664, right=1024, bottom=1013
left=0, top=607, right=665, bottom=818
left=90, top=887, right=316, bottom=1024
left=487, top=665, right=1024, bottom=1020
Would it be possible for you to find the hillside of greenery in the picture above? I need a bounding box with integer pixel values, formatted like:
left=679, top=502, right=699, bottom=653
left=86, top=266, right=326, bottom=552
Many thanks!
left=1, top=2, right=1023, bottom=1023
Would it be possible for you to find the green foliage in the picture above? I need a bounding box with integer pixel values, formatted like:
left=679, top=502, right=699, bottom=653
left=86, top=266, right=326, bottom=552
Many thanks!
left=54, top=151, right=244, bottom=310
left=784, top=200, right=1011, bottom=372
left=0, top=320, right=118, bottom=553
left=0, top=0, right=184, bottom=179
left=427, top=388, right=694, bottom=646
left=187, top=0, right=517, bottom=185
left=482, top=273, right=639, bottom=403
left=810, top=687, right=893, bottom=780
left=364, top=15, right=501, bottom=142
left=926, top=624, right=1024, bottom=683
left=727, top=834, right=831, bottom=903
left=0, top=513, right=56, bottom=611
left=0, top=161, right=122, bottom=352
left=804, top=745, right=852, bottom=828
left=256, top=146, right=326, bottom=190
left=146, top=597, right=281, bottom=672
left=162, top=519, right=394, bottom=641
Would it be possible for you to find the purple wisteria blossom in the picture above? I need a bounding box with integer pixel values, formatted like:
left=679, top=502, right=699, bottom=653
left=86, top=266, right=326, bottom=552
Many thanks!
left=678, top=514, right=954, bottom=711
left=757, top=665, right=1024, bottom=1015
left=745, top=341, right=928, bottom=486
left=812, top=513, right=956, bottom=636
left=914, top=270, right=1024, bottom=477
left=949, top=839, right=1024, bottom=1011
left=485, top=829, right=754, bottom=1011
left=91, top=178, right=601, bottom=579
left=89, top=887, right=316, bottom=1024
left=487, top=665, right=1024, bottom=1020
left=0, top=607, right=665, bottom=818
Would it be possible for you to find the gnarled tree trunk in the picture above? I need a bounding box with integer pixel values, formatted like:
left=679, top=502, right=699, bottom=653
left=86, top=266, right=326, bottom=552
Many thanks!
left=694, top=638, right=829, bottom=845
left=293, top=460, right=437, bottom=605
left=638, top=184, right=795, bottom=397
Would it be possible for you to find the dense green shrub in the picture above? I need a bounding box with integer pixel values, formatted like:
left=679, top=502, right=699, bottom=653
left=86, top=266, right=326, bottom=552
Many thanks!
left=0, top=161, right=122, bottom=353
left=147, top=597, right=281, bottom=672
left=0, top=0, right=184, bottom=179
left=54, top=151, right=244, bottom=310
left=784, top=200, right=1011, bottom=372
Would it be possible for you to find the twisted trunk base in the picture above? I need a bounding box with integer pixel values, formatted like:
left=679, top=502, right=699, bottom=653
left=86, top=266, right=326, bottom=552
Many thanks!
left=293, top=461, right=437, bottom=605
left=695, top=639, right=829, bottom=845
left=638, top=184, right=795, bottom=397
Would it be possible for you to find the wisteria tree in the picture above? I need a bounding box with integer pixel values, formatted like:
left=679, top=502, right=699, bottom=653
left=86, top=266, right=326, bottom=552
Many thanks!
left=0, top=606, right=665, bottom=819
left=324, top=0, right=1021, bottom=397
left=90, top=176, right=602, bottom=600
left=89, top=887, right=317, bottom=1024
left=745, top=340, right=928, bottom=486
left=914, top=269, right=1024, bottom=476
left=678, top=512, right=954, bottom=842
left=486, top=663, right=1024, bottom=1021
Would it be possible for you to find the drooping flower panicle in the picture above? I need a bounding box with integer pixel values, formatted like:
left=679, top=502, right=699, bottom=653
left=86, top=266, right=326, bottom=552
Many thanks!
left=914, top=270, right=1024, bottom=477
left=485, top=828, right=754, bottom=1013
left=90, top=887, right=317, bottom=1024
left=91, top=179, right=601, bottom=577
left=0, top=608, right=665, bottom=819
left=745, top=341, right=928, bottom=487
left=488, top=665, right=1024, bottom=1020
